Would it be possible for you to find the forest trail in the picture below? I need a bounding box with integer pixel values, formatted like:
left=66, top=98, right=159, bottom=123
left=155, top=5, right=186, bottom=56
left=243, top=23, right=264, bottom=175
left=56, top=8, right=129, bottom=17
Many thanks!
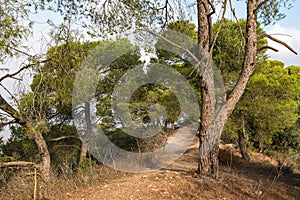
left=59, top=126, right=300, bottom=200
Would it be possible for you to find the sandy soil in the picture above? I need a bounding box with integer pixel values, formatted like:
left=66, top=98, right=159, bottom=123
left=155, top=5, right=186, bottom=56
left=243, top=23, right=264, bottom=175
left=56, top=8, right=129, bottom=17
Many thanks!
left=58, top=127, right=300, bottom=200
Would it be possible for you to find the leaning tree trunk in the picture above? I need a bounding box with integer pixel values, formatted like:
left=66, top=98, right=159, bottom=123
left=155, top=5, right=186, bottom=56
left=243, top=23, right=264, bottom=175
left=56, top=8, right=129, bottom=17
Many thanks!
left=33, top=127, right=51, bottom=182
left=0, top=94, right=52, bottom=181
left=197, top=0, right=258, bottom=178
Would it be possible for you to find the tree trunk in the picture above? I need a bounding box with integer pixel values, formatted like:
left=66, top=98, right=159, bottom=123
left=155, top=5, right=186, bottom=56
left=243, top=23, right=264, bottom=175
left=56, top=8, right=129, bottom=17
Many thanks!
left=238, top=113, right=251, bottom=161
left=197, top=0, right=258, bottom=178
left=33, top=128, right=51, bottom=182
left=197, top=0, right=219, bottom=178
left=79, top=142, right=88, bottom=164
left=0, top=94, right=52, bottom=181
left=171, top=122, right=175, bottom=130
left=79, top=102, right=93, bottom=164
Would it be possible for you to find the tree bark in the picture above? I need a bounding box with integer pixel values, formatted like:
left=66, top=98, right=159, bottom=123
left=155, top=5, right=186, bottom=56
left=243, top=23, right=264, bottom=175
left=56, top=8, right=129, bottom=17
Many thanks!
left=79, top=102, right=93, bottom=164
left=197, top=0, right=258, bottom=178
left=197, top=0, right=219, bottom=178
left=33, top=126, right=51, bottom=182
left=238, top=113, right=251, bottom=161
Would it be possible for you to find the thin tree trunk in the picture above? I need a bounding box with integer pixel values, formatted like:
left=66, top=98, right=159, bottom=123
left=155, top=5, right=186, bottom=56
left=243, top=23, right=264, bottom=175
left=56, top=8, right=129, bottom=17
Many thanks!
left=79, top=142, right=88, bottom=164
left=79, top=102, right=92, bottom=164
left=238, top=113, right=251, bottom=161
left=171, top=122, right=175, bottom=130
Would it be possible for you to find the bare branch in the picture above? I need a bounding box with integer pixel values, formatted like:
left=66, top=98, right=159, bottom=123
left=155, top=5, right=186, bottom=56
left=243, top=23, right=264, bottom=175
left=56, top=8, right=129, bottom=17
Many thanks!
left=0, top=119, right=16, bottom=128
left=209, top=0, right=227, bottom=54
left=0, top=83, right=19, bottom=107
left=0, top=94, right=19, bottom=119
left=7, top=45, right=34, bottom=58
left=255, top=0, right=269, bottom=13
left=0, top=161, right=38, bottom=168
left=258, top=46, right=279, bottom=52
left=0, top=59, right=50, bottom=82
left=49, top=135, right=80, bottom=142
left=260, top=34, right=298, bottom=55
left=207, top=0, right=216, bottom=17
left=140, top=26, right=201, bottom=65
left=229, top=0, right=244, bottom=44
left=269, top=33, right=292, bottom=37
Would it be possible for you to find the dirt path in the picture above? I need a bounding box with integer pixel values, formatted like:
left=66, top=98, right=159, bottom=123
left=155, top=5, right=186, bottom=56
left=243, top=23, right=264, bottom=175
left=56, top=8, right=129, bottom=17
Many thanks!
left=58, top=127, right=300, bottom=200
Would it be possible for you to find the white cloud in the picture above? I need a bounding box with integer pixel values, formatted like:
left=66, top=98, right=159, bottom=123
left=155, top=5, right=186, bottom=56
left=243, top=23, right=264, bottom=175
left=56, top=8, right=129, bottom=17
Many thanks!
left=265, top=24, right=300, bottom=66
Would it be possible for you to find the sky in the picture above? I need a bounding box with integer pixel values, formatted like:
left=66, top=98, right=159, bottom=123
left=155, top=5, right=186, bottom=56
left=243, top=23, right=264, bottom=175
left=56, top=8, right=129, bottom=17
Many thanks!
left=0, top=1, right=300, bottom=140
left=230, top=0, right=300, bottom=66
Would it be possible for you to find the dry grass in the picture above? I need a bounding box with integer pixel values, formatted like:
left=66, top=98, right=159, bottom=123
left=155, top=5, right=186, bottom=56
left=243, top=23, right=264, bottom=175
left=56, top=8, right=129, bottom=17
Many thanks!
left=1, top=143, right=299, bottom=200
left=0, top=165, right=126, bottom=200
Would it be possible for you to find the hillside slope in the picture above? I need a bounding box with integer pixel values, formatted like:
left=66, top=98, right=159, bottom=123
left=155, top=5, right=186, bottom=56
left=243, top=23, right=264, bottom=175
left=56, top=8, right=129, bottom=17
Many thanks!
left=59, top=128, right=300, bottom=200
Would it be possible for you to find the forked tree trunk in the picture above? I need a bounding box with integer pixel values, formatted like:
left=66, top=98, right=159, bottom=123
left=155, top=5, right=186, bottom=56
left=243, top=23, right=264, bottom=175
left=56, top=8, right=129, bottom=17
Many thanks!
left=197, top=0, right=258, bottom=178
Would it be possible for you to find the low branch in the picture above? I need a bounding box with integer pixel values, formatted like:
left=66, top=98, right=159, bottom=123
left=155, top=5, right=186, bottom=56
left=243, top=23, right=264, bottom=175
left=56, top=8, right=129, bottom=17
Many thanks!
left=0, top=161, right=38, bottom=168
left=258, top=46, right=279, bottom=52
left=49, top=135, right=80, bottom=142
left=260, top=34, right=298, bottom=55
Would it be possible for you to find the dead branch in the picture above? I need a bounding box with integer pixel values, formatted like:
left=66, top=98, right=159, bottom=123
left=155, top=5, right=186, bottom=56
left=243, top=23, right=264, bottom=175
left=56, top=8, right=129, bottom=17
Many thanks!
left=207, top=0, right=216, bottom=17
left=255, top=0, right=269, bottom=13
left=258, top=46, right=279, bottom=52
left=209, top=0, right=227, bottom=54
left=259, top=33, right=298, bottom=55
left=0, top=59, right=50, bottom=82
left=0, top=161, right=38, bottom=168
left=0, top=83, right=19, bottom=106
left=49, top=135, right=80, bottom=142
left=140, top=26, right=201, bottom=65
left=229, top=0, right=245, bottom=45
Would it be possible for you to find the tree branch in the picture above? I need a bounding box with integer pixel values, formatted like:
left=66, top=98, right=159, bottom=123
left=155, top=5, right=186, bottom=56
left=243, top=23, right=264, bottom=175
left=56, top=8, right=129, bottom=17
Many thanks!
left=0, top=83, right=19, bottom=107
left=49, top=135, right=80, bottom=142
left=258, top=46, right=279, bottom=52
left=260, top=33, right=297, bottom=55
left=0, top=119, right=16, bottom=129
left=140, top=26, right=201, bottom=65
left=0, top=94, right=20, bottom=120
left=0, top=59, right=50, bottom=82
left=207, top=0, right=216, bottom=17
left=0, top=161, right=38, bottom=168
left=209, top=0, right=227, bottom=54
left=255, top=0, right=269, bottom=13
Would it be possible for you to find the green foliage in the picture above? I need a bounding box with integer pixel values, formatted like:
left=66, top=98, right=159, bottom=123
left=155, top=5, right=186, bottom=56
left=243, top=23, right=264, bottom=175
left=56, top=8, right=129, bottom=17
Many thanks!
left=212, top=19, right=268, bottom=91
left=225, top=61, right=300, bottom=152
left=1, top=126, right=37, bottom=162
left=45, top=124, right=81, bottom=169
left=258, top=0, right=294, bottom=25
left=0, top=1, right=31, bottom=62
left=79, top=157, right=97, bottom=172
